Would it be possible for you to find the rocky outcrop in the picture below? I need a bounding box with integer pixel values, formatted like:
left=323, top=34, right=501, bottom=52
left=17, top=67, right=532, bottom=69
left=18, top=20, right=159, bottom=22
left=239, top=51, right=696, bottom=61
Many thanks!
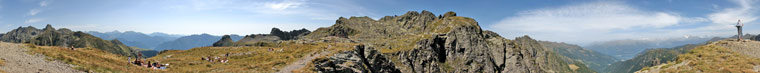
left=269, top=28, right=310, bottom=40
left=308, top=11, right=592, bottom=73
left=442, top=11, right=456, bottom=18
left=221, top=28, right=311, bottom=46
left=313, top=45, right=401, bottom=73
left=237, top=34, right=280, bottom=43
left=0, top=24, right=137, bottom=56
left=212, top=35, right=235, bottom=47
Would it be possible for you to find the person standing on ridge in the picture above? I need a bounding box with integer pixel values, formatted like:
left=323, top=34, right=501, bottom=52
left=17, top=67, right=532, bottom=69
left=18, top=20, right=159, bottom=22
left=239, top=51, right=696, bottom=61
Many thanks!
left=737, top=19, right=744, bottom=41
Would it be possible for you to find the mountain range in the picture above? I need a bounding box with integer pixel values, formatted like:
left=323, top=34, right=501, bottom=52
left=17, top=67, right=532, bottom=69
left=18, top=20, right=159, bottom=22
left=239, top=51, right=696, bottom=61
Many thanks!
left=539, top=41, right=619, bottom=72
left=87, top=31, right=247, bottom=51
left=154, top=34, right=242, bottom=50
left=585, top=36, right=712, bottom=60
left=0, top=24, right=137, bottom=56
left=87, top=31, right=179, bottom=49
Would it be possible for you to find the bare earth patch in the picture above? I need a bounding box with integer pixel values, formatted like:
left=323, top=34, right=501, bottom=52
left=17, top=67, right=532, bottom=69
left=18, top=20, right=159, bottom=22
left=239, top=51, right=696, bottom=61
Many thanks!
left=0, top=42, right=81, bottom=73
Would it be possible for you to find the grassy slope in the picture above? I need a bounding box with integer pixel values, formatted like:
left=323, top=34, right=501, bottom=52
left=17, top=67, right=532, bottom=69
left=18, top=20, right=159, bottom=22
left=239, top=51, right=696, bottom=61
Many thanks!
left=639, top=41, right=760, bottom=73
left=147, top=41, right=356, bottom=72
left=25, top=39, right=357, bottom=72
left=24, top=44, right=156, bottom=73
left=0, top=55, right=3, bottom=73
left=603, top=44, right=698, bottom=73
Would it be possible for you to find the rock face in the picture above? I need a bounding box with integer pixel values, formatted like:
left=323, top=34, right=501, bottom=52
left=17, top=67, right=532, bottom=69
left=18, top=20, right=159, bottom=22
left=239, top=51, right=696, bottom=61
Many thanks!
left=212, top=35, right=235, bottom=47
left=313, top=45, right=401, bottom=73
left=0, top=24, right=137, bottom=56
left=269, top=28, right=310, bottom=40
left=307, top=11, right=592, bottom=73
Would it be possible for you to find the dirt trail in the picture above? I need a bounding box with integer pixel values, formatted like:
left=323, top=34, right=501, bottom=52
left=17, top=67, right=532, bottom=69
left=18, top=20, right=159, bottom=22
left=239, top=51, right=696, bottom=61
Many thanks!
left=276, top=51, right=331, bottom=73
left=0, top=42, right=82, bottom=73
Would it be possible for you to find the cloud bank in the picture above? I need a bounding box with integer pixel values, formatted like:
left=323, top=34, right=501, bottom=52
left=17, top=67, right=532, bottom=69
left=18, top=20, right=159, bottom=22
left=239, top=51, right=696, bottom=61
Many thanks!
left=491, top=0, right=758, bottom=44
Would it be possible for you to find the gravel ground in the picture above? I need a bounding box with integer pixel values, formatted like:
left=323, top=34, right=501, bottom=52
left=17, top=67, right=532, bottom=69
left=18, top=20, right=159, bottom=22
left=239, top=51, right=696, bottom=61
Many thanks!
left=0, top=42, right=82, bottom=73
left=718, top=39, right=760, bottom=58
left=276, top=51, right=331, bottom=73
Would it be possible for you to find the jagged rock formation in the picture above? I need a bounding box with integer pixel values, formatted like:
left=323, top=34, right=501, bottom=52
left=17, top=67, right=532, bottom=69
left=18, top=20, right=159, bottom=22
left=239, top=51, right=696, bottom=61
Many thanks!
left=212, top=35, right=235, bottom=47
left=307, top=11, right=593, bottom=73
left=0, top=24, right=137, bottom=56
left=313, top=45, right=401, bottom=73
left=270, top=28, right=310, bottom=40
left=213, top=28, right=311, bottom=46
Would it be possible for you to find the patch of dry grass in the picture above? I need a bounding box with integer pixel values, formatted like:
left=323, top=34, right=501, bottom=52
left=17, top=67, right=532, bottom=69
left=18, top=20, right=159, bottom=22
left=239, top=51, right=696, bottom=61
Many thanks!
left=0, top=57, right=4, bottom=66
left=658, top=44, right=760, bottom=73
left=24, top=44, right=158, bottom=73
left=147, top=41, right=356, bottom=72
left=0, top=58, right=4, bottom=73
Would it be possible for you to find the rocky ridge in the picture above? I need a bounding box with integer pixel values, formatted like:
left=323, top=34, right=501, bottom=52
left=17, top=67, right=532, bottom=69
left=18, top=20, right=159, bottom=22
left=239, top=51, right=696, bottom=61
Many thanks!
left=213, top=28, right=311, bottom=47
left=0, top=24, right=137, bottom=56
left=307, top=11, right=593, bottom=73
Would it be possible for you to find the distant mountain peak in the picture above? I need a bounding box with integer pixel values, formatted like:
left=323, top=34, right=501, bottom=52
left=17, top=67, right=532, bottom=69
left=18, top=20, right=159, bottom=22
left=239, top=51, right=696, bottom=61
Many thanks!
left=1, top=24, right=137, bottom=56
left=43, top=24, right=55, bottom=31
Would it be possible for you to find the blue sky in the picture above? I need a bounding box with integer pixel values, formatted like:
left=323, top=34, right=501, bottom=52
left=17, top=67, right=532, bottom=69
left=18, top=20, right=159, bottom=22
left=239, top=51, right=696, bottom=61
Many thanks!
left=0, top=0, right=757, bottom=45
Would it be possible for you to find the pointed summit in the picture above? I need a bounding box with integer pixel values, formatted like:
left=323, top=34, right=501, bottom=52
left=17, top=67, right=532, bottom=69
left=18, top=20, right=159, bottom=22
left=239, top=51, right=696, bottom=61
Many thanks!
left=212, top=35, right=234, bottom=47
left=43, top=24, right=55, bottom=31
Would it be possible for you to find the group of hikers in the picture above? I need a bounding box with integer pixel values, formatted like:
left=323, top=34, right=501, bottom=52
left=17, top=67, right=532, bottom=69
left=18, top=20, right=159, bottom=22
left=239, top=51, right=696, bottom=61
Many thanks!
left=129, top=54, right=168, bottom=70
left=202, top=53, right=230, bottom=63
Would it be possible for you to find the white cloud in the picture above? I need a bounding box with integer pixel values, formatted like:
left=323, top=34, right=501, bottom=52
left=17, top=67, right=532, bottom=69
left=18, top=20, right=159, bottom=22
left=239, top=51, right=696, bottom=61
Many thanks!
left=27, top=0, right=52, bottom=16
left=492, top=0, right=760, bottom=44
left=264, top=0, right=304, bottom=10
left=24, top=18, right=44, bottom=24
left=170, top=0, right=376, bottom=20
left=40, top=0, right=50, bottom=7
left=28, top=9, right=41, bottom=16
left=492, top=1, right=691, bottom=43
left=708, top=0, right=757, bottom=25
